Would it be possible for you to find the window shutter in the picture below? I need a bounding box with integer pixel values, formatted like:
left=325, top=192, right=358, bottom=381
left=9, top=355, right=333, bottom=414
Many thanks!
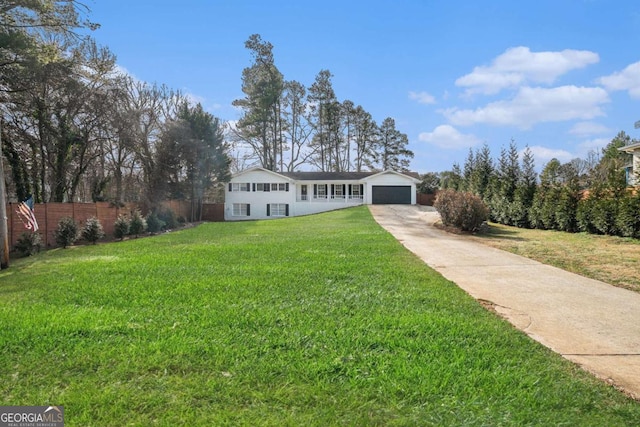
left=314, top=184, right=317, bottom=196
left=348, top=184, right=352, bottom=196
left=246, top=183, right=251, bottom=191
left=228, top=183, right=232, bottom=192
left=246, top=204, right=250, bottom=216
left=252, top=183, right=256, bottom=192
left=285, top=204, right=289, bottom=217
left=360, top=184, right=364, bottom=195
left=342, top=184, right=346, bottom=195
left=264, top=183, right=270, bottom=192
left=285, top=183, right=289, bottom=192
left=331, top=184, right=335, bottom=196
left=266, top=204, right=270, bottom=216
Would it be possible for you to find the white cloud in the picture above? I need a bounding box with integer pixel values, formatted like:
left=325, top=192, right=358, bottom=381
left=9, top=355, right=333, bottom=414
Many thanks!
left=528, top=145, right=574, bottom=165
left=598, top=61, right=640, bottom=98
left=409, top=91, right=436, bottom=104
left=569, top=121, right=611, bottom=136
left=456, top=46, right=599, bottom=95
left=442, top=85, right=610, bottom=129
left=418, top=125, right=481, bottom=149
left=577, top=137, right=610, bottom=155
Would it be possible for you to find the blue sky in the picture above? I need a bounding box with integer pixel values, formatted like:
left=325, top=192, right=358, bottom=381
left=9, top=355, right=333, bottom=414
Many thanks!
left=87, top=0, right=640, bottom=173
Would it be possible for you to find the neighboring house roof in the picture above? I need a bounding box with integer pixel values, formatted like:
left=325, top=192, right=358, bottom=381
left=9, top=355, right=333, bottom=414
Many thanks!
left=619, top=142, right=640, bottom=153
left=231, top=167, right=421, bottom=182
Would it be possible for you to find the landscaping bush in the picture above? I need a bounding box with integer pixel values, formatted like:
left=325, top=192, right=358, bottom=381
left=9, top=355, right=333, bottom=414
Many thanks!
left=616, top=193, right=640, bottom=238
left=576, top=197, right=598, bottom=234
left=128, top=209, right=147, bottom=237
left=591, top=198, right=619, bottom=236
left=434, top=189, right=489, bottom=232
left=114, top=215, right=129, bottom=241
left=82, top=217, right=105, bottom=244
left=146, top=212, right=166, bottom=234
left=54, top=217, right=79, bottom=248
left=158, top=208, right=178, bottom=229
left=14, top=231, right=42, bottom=256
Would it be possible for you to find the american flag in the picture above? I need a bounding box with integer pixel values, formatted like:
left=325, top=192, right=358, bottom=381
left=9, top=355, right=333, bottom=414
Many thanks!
left=16, top=196, right=39, bottom=232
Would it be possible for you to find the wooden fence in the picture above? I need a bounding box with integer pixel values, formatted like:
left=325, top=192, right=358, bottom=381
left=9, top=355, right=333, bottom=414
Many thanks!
left=416, top=193, right=436, bottom=206
left=7, top=201, right=224, bottom=250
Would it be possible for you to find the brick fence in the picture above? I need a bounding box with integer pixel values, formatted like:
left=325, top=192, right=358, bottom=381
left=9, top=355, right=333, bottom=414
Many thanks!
left=7, top=201, right=224, bottom=249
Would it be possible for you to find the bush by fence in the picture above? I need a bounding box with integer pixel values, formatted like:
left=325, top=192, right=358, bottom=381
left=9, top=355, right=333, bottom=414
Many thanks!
left=6, top=201, right=224, bottom=250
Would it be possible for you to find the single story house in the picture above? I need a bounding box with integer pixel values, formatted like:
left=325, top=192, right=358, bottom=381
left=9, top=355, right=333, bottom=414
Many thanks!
left=224, top=167, right=421, bottom=220
left=619, top=142, right=640, bottom=185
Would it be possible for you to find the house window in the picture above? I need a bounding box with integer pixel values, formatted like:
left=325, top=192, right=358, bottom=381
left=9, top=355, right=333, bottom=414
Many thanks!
left=334, top=185, right=344, bottom=198
left=270, top=183, right=289, bottom=191
left=268, top=203, right=288, bottom=217
left=232, top=203, right=250, bottom=216
left=256, top=183, right=264, bottom=191
left=232, top=183, right=249, bottom=192
left=352, top=185, right=361, bottom=198
left=316, top=184, right=327, bottom=199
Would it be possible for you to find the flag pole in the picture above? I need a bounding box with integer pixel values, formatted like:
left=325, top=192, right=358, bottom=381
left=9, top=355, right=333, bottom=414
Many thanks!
left=0, top=118, right=10, bottom=268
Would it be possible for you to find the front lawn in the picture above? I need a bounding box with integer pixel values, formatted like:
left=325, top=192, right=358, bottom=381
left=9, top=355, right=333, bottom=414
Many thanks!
left=1, top=206, right=638, bottom=426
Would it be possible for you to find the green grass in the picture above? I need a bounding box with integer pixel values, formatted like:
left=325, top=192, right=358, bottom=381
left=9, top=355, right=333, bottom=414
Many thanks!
left=1, top=206, right=638, bottom=426
left=472, top=222, right=640, bottom=293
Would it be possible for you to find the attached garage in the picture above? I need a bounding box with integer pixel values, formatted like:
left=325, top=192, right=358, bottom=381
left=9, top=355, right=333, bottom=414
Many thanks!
left=372, top=185, right=412, bottom=204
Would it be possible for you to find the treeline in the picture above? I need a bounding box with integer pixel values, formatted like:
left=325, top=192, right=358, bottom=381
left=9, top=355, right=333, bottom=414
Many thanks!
left=231, top=34, right=414, bottom=173
left=428, top=131, right=640, bottom=238
left=1, top=1, right=231, bottom=210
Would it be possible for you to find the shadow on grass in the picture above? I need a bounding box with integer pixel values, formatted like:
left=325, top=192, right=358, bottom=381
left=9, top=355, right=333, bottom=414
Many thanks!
left=478, top=224, right=527, bottom=241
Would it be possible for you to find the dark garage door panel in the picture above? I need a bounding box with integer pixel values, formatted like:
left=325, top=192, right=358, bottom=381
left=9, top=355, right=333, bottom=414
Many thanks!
left=372, top=186, right=411, bottom=204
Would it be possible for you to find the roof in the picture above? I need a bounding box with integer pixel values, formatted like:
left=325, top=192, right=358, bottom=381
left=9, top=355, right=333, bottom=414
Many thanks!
left=619, top=142, right=640, bottom=152
left=279, top=171, right=376, bottom=180
left=231, top=168, right=422, bottom=182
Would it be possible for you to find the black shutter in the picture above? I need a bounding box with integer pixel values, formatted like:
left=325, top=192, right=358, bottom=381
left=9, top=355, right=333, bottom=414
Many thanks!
left=252, top=183, right=256, bottom=192
left=342, top=184, right=346, bottom=196
left=314, top=184, right=317, bottom=196
left=348, top=184, right=352, bottom=196
left=264, top=183, right=270, bottom=192
left=360, top=184, right=364, bottom=196
left=331, top=184, right=335, bottom=196
left=246, top=204, right=250, bottom=216
left=266, top=204, right=270, bottom=216
left=228, top=183, right=232, bottom=192
left=285, top=204, right=289, bottom=217
left=285, top=183, right=289, bottom=192
left=246, top=183, right=251, bottom=191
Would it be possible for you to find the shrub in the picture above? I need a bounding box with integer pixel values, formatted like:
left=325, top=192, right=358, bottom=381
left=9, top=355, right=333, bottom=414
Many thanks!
left=114, top=215, right=129, bottom=241
left=616, top=194, right=640, bottom=238
left=129, top=209, right=147, bottom=237
left=434, top=189, right=489, bottom=232
left=577, top=197, right=598, bottom=234
left=82, top=216, right=105, bottom=244
left=158, top=208, right=178, bottom=229
left=14, top=231, right=42, bottom=256
left=591, top=198, right=618, bottom=236
left=146, top=212, right=166, bottom=234
left=54, top=217, right=79, bottom=248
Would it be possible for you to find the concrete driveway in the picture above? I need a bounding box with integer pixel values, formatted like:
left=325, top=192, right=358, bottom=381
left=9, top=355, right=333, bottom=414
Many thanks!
left=369, top=204, right=640, bottom=400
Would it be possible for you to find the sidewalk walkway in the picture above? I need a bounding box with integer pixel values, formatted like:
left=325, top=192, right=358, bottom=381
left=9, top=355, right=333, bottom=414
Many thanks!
left=369, top=204, right=640, bottom=400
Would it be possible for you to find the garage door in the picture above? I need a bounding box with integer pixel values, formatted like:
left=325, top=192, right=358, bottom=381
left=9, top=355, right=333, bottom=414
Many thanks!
left=372, top=186, right=412, bottom=204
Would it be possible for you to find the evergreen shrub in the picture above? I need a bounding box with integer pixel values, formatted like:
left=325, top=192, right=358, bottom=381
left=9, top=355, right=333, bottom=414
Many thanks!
left=82, top=216, right=105, bottom=244
left=54, top=217, right=79, bottom=248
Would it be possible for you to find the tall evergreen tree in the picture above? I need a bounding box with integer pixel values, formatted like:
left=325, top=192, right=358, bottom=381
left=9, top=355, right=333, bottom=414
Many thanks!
left=232, top=34, right=284, bottom=171
left=373, top=117, right=413, bottom=171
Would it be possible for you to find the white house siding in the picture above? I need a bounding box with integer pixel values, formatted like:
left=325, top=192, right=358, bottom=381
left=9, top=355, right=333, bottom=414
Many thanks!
left=363, top=172, right=418, bottom=205
left=224, top=168, right=420, bottom=221
left=224, top=169, right=295, bottom=221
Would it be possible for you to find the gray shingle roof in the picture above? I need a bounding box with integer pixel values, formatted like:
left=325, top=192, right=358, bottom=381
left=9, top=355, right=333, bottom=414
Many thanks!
left=279, top=171, right=377, bottom=180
